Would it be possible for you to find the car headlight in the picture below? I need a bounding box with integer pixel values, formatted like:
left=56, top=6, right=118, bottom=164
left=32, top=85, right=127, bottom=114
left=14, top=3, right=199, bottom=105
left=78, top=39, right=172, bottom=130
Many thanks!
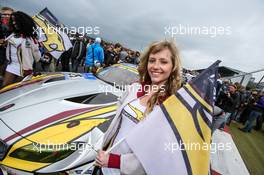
left=0, top=139, right=8, bottom=160
left=9, top=142, right=77, bottom=163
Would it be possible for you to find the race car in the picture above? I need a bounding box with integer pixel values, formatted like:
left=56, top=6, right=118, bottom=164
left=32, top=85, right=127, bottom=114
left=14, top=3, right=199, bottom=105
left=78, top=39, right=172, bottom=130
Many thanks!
left=0, top=63, right=139, bottom=175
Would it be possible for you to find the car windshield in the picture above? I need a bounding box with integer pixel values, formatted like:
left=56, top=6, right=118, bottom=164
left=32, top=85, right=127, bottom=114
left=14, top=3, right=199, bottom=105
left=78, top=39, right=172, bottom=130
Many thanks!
left=65, top=93, right=118, bottom=104
left=96, top=64, right=139, bottom=89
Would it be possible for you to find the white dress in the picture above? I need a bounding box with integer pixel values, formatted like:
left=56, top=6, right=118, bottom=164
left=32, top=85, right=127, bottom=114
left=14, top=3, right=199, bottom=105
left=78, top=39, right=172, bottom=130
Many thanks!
left=102, top=98, right=146, bottom=175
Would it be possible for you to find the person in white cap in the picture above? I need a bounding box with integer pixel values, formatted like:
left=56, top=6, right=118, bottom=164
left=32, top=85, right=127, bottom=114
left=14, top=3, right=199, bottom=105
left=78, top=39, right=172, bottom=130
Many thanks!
left=85, top=37, right=104, bottom=74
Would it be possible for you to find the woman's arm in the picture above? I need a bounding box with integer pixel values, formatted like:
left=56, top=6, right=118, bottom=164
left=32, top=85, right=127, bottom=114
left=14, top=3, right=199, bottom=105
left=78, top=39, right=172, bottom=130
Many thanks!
left=96, top=151, right=146, bottom=175
left=120, top=153, right=146, bottom=175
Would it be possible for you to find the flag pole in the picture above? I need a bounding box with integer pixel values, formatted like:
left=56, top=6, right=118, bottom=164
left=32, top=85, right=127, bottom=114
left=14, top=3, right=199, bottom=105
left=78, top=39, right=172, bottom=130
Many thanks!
left=105, top=137, right=126, bottom=154
left=81, top=138, right=125, bottom=175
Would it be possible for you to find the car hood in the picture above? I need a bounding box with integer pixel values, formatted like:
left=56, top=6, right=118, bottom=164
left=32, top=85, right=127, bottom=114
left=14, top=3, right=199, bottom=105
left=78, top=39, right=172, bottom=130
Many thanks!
left=0, top=74, right=122, bottom=144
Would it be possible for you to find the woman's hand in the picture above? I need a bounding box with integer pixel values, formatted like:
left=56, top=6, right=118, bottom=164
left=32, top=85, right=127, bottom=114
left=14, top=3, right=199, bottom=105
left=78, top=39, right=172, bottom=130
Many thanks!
left=95, top=150, right=110, bottom=167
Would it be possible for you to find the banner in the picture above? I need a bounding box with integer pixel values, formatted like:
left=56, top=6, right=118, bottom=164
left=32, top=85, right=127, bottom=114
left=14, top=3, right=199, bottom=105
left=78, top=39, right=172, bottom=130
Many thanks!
left=33, top=8, right=72, bottom=59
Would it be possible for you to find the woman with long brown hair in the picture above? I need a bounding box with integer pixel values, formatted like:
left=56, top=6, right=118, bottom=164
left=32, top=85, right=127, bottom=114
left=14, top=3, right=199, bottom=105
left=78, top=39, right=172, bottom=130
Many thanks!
left=95, top=40, right=182, bottom=175
left=2, top=11, right=40, bottom=87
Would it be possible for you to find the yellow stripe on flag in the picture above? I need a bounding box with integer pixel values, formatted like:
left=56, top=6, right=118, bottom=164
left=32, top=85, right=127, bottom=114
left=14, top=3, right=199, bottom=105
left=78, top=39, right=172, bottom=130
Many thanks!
left=33, top=15, right=66, bottom=52
left=163, top=95, right=211, bottom=175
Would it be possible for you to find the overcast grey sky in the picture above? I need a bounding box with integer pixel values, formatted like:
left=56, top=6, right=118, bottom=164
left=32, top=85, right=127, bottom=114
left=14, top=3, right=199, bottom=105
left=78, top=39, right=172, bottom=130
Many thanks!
left=1, top=0, right=263, bottom=80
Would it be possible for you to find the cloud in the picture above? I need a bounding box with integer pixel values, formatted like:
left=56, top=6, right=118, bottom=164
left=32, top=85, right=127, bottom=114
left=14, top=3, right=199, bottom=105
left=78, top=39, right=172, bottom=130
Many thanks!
left=3, top=0, right=264, bottom=80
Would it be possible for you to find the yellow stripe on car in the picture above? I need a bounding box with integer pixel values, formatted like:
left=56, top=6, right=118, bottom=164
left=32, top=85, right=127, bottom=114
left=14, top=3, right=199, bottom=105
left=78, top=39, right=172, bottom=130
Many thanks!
left=0, top=74, right=65, bottom=92
left=113, top=64, right=138, bottom=74
left=64, top=105, right=117, bottom=122
left=0, top=105, right=116, bottom=172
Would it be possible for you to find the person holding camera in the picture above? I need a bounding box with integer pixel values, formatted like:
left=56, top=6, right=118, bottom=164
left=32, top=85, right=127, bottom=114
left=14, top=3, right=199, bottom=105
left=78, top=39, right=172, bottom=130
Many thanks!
left=240, top=91, right=264, bottom=132
left=216, top=84, right=240, bottom=129
left=239, top=90, right=259, bottom=124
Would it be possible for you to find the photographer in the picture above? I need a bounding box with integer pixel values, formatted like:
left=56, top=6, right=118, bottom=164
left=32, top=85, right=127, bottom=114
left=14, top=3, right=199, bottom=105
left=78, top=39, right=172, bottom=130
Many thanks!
left=217, top=84, right=240, bottom=129
left=239, top=90, right=259, bottom=124
left=240, top=91, right=264, bottom=132
left=216, top=80, right=229, bottom=105
left=234, top=87, right=250, bottom=122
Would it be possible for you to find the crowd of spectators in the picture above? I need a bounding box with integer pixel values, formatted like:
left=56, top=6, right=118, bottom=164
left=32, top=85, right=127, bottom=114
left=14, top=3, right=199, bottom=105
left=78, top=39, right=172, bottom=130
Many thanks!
left=214, top=79, right=264, bottom=133
left=0, top=6, right=141, bottom=88
left=62, top=34, right=141, bottom=73
left=46, top=34, right=141, bottom=74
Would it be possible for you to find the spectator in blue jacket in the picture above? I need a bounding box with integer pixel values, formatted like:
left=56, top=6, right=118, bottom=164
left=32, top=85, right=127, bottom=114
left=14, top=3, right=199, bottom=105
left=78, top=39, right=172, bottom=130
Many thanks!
left=85, top=37, right=104, bottom=73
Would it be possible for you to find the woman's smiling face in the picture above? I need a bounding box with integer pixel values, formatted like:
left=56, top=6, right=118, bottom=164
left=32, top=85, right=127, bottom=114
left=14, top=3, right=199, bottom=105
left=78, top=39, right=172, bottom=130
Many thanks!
left=147, top=48, right=173, bottom=86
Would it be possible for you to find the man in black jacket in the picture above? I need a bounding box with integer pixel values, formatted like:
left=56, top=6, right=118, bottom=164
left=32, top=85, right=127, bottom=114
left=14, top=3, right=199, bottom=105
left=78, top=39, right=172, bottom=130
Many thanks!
left=60, top=48, right=72, bottom=72
left=240, top=92, right=264, bottom=132
left=71, top=36, right=86, bottom=72
left=217, top=84, right=240, bottom=129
